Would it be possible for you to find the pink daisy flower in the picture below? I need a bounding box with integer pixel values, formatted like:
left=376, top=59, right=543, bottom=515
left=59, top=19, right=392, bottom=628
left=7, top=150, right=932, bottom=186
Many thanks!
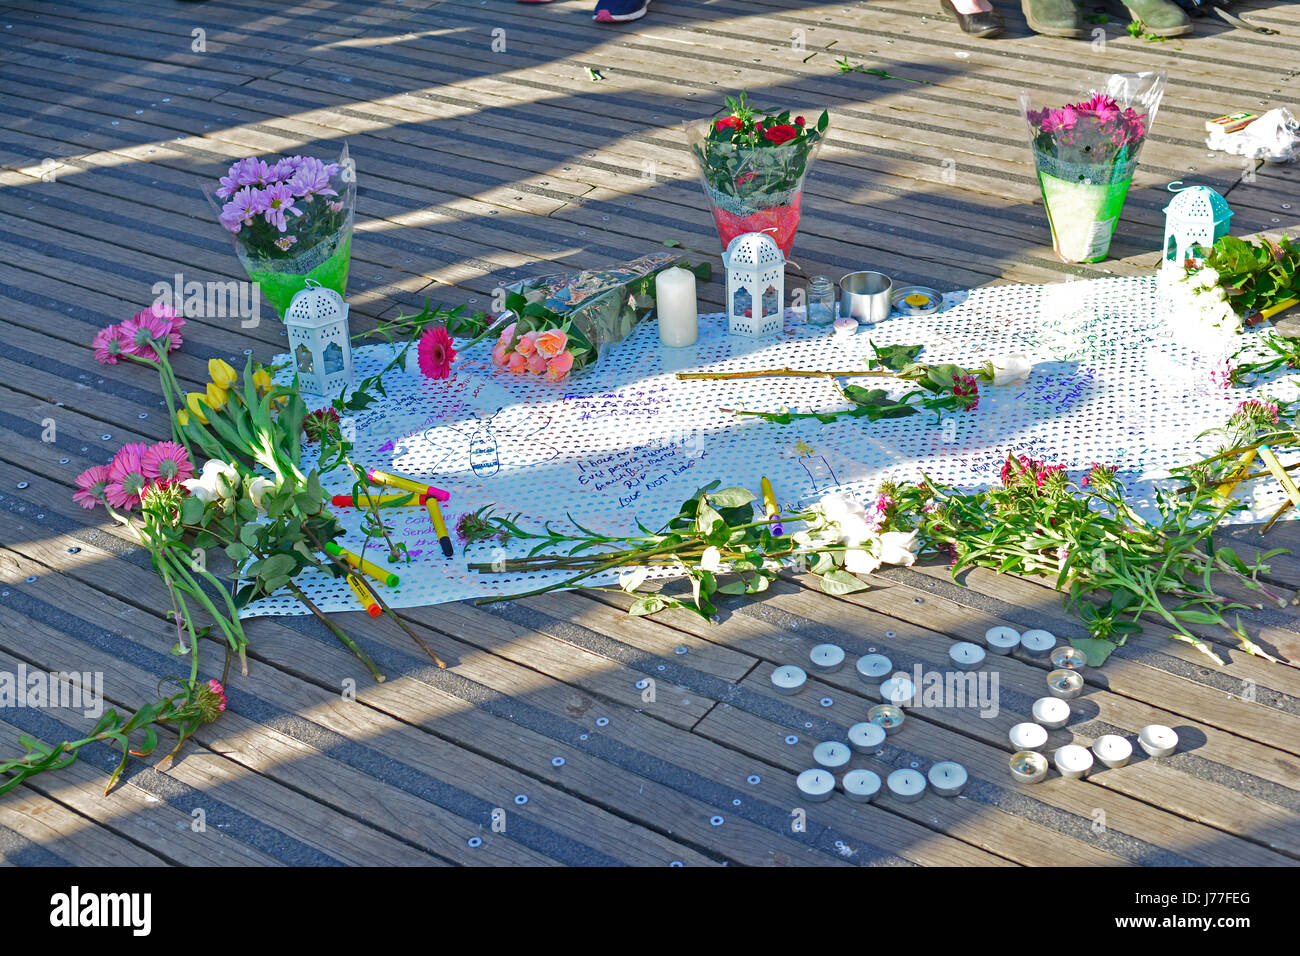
left=91, top=324, right=132, bottom=365
left=105, top=443, right=150, bottom=510
left=141, top=441, right=194, bottom=485
left=73, top=464, right=111, bottom=509
left=119, top=311, right=175, bottom=360
left=417, top=326, right=457, bottom=380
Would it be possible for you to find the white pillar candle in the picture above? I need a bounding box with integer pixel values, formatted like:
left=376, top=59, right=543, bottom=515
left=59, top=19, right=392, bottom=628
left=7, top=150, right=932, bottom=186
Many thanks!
left=848, top=721, right=887, bottom=753
left=1092, top=734, right=1133, bottom=768
left=1050, top=646, right=1088, bottom=671
left=842, top=769, right=882, bottom=803
left=1046, top=668, right=1084, bottom=699
left=655, top=267, right=698, bottom=348
left=949, top=641, right=986, bottom=671
left=878, top=676, right=916, bottom=707
left=809, top=643, right=846, bottom=673
left=813, top=741, right=852, bottom=771
left=868, top=703, right=905, bottom=735
left=796, top=768, right=836, bottom=802
left=1031, top=696, right=1071, bottom=730
left=771, top=665, right=807, bottom=696
left=1138, top=724, right=1179, bottom=757
left=1009, top=750, right=1048, bottom=784
left=855, top=653, right=893, bottom=684
left=1019, top=628, right=1056, bottom=657
left=1009, top=722, right=1048, bottom=750
left=928, top=761, right=968, bottom=797
left=1054, top=744, right=1094, bottom=779
left=984, top=626, right=1021, bottom=655
left=886, top=768, right=927, bottom=802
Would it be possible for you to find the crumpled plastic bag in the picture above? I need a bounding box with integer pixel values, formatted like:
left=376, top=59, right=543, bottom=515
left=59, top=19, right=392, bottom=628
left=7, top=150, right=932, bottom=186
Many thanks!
left=1206, top=107, right=1300, bottom=162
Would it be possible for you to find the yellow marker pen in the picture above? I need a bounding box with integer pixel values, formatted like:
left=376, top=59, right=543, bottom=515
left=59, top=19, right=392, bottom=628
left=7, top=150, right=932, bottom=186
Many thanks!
left=366, top=467, right=449, bottom=502
left=324, top=541, right=400, bottom=588
left=346, top=573, right=382, bottom=617
left=425, top=498, right=455, bottom=558
left=760, top=476, right=783, bottom=535
left=1215, top=447, right=1257, bottom=500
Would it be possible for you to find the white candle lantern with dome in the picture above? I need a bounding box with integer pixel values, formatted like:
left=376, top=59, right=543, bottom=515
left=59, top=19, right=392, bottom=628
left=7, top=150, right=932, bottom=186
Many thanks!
left=723, top=230, right=785, bottom=337
left=285, top=279, right=354, bottom=396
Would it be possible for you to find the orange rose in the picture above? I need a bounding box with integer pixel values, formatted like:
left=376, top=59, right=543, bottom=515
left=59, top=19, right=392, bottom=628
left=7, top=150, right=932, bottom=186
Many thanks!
left=534, top=328, right=569, bottom=359
left=545, top=350, right=574, bottom=382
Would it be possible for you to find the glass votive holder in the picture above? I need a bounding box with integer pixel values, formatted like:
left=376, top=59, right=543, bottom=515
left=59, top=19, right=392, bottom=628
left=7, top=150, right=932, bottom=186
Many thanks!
left=1051, top=646, right=1088, bottom=670
left=868, top=703, right=905, bottom=735
left=1047, top=668, right=1085, bottom=699
left=1009, top=750, right=1049, bottom=784
left=806, top=275, right=836, bottom=325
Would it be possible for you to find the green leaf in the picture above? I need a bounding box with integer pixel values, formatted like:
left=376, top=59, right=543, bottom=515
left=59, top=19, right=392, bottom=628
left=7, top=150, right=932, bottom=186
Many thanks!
left=1070, top=637, right=1117, bottom=667
left=628, top=594, right=666, bottom=616
left=225, top=542, right=251, bottom=563
left=180, top=496, right=206, bottom=526
left=706, top=487, right=756, bottom=509
left=818, top=569, right=869, bottom=595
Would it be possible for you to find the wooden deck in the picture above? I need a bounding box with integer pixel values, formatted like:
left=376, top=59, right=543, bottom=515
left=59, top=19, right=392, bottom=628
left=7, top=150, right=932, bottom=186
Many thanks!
left=1, top=0, right=1299, bottom=867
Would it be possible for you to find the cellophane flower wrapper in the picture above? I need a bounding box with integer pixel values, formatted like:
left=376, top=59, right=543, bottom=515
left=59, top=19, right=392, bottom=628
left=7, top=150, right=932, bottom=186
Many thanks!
left=687, top=121, right=825, bottom=257
left=1021, top=72, right=1166, bottom=263
left=204, top=145, right=357, bottom=320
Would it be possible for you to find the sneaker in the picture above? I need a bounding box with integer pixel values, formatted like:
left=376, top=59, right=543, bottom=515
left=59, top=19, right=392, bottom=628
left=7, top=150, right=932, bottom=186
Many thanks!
left=594, top=0, right=650, bottom=22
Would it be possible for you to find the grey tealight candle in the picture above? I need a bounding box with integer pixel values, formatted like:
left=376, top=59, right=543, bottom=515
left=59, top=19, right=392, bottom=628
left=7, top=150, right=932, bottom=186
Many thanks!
left=796, top=768, right=836, bottom=802
left=771, top=665, right=807, bottom=696
left=1031, top=696, right=1071, bottom=730
left=842, top=769, right=882, bottom=803
left=1051, top=646, right=1088, bottom=671
left=1019, top=628, right=1057, bottom=657
left=984, top=626, right=1021, bottom=655
left=1092, top=734, right=1133, bottom=769
left=813, top=741, right=852, bottom=771
left=809, top=643, right=846, bottom=673
left=1047, top=668, right=1084, bottom=699
left=848, top=721, right=888, bottom=753
left=1054, top=744, right=1094, bottom=779
left=855, top=653, right=892, bottom=685
left=1138, top=724, right=1179, bottom=757
left=868, top=703, right=905, bottom=735
left=878, top=676, right=916, bottom=707
left=927, top=761, right=968, bottom=797
left=949, top=641, right=986, bottom=671
left=1009, top=750, right=1049, bottom=784
left=886, top=768, right=927, bottom=802
left=1009, top=722, right=1048, bottom=751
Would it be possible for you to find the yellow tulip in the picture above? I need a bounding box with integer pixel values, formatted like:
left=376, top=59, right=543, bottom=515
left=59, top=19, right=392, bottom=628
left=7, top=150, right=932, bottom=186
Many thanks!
left=176, top=409, right=190, bottom=427
left=185, top=392, right=211, bottom=425
left=205, top=381, right=229, bottom=411
left=208, top=358, right=238, bottom=390
left=252, top=368, right=272, bottom=394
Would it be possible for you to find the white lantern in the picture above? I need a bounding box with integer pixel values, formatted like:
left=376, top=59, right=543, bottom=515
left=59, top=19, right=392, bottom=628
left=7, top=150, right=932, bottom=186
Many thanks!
left=285, top=280, right=354, bottom=396
left=1162, top=182, right=1232, bottom=269
left=723, top=231, right=785, bottom=337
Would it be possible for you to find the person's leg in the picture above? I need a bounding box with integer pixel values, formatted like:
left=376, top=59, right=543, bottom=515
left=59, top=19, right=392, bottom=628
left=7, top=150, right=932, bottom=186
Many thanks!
left=594, top=0, right=651, bottom=21
left=941, top=0, right=1005, bottom=36
left=1021, top=0, right=1085, bottom=36
left=1122, top=0, right=1193, bottom=35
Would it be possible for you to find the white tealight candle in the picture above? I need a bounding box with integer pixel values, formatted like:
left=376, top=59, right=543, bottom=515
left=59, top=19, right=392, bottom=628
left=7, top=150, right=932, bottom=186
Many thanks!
left=868, top=704, right=905, bottom=735
left=771, top=665, right=807, bottom=696
left=848, top=721, right=887, bottom=753
left=1051, top=646, right=1088, bottom=671
left=1009, top=750, right=1049, bottom=784
left=1092, top=734, right=1133, bottom=769
left=796, top=768, right=835, bottom=802
left=927, top=761, right=968, bottom=797
left=1138, top=724, right=1179, bottom=758
left=1019, top=628, right=1057, bottom=657
left=813, top=741, right=852, bottom=771
left=1054, top=744, right=1094, bottom=779
left=842, top=769, right=882, bottom=803
left=655, top=267, right=698, bottom=348
left=809, top=643, right=846, bottom=673
left=1009, top=722, right=1048, bottom=751
left=886, top=768, right=927, bottom=802
left=949, top=641, right=986, bottom=671
left=984, top=626, right=1021, bottom=655
left=879, top=676, right=915, bottom=707
left=1031, top=696, right=1071, bottom=730
left=1046, top=668, right=1084, bottom=700
left=855, top=653, right=892, bottom=685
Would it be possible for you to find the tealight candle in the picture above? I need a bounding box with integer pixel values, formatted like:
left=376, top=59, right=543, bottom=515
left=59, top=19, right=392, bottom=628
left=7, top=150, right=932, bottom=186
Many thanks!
left=1051, top=646, right=1088, bottom=671
left=796, top=768, right=836, bottom=802
left=809, top=643, right=846, bottom=673
left=949, top=642, right=986, bottom=671
left=813, top=741, right=852, bottom=771
left=771, top=665, right=807, bottom=696
left=886, top=768, right=927, bottom=802
left=868, top=703, right=905, bottom=735
left=984, top=626, right=1021, bottom=655
left=842, top=769, right=882, bottom=803
left=1092, top=734, right=1133, bottom=769
left=1047, top=669, right=1084, bottom=699
left=848, top=721, right=887, bottom=753
left=1009, top=750, right=1049, bottom=784
left=1138, top=724, right=1179, bottom=757
left=655, top=266, right=698, bottom=348
left=927, top=761, right=968, bottom=797
left=1009, top=722, right=1048, bottom=751
left=879, top=676, right=916, bottom=707
left=1031, top=696, right=1071, bottom=730
left=833, top=317, right=857, bottom=337
left=1054, top=744, right=1094, bottom=779
left=1019, top=629, right=1057, bottom=657
left=855, top=653, right=892, bottom=685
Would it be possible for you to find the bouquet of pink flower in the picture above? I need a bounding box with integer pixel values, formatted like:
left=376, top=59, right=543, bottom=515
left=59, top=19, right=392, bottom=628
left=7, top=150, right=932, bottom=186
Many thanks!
left=491, top=323, right=578, bottom=382
left=206, top=146, right=356, bottom=319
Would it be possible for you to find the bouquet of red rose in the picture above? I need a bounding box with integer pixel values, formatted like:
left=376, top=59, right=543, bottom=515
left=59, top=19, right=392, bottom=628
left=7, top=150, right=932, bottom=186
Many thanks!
left=688, top=93, right=829, bottom=256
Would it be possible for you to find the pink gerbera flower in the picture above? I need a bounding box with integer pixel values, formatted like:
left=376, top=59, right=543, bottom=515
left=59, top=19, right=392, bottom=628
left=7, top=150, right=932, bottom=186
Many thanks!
left=141, top=441, right=194, bottom=485
left=73, top=464, right=111, bottom=509
left=91, top=323, right=132, bottom=365
left=104, top=443, right=150, bottom=510
left=417, top=326, right=457, bottom=380
left=119, top=311, right=175, bottom=360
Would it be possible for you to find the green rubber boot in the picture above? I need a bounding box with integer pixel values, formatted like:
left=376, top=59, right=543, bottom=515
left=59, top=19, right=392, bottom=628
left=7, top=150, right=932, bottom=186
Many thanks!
left=1021, top=0, right=1085, bottom=37
left=1123, top=0, right=1192, bottom=36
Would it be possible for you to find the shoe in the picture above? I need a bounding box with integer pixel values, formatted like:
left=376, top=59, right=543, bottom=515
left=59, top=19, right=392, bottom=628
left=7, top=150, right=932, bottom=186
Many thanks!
left=940, top=0, right=1006, bottom=36
left=1123, top=0, right=1193, bottom=35
left=594, top=0, right=650, bottom=21
left=1021, top=0, right=1085, bottom=35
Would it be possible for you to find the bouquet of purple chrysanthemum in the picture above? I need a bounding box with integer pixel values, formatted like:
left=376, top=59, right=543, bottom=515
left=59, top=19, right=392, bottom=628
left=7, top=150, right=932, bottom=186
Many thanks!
left=205, top=146, right=356, bottom=319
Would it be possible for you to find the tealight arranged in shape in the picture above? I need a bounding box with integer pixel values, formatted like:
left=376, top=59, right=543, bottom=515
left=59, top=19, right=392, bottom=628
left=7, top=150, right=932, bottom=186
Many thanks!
left=1046, top=668, right=1084, bottom=699
left=984, top=626, right=1021, bottom=655
left=1092, top=734, right=1133, bottom=769
left=1051, top=646, right=1088, bottom=671
left=1138, top=724, right=1179, bottom=757
left=927, top=761, right=968, bottom=797
left=842, top=769, right=882, bottom=803
left=1009, top=722, right=1048, bottom=751
left=813, top=741, right=852, bottom=771
left=1019, top=629, right=1057, bottom=657
left=1054, top=744, right=1094, bottom=779
left=796, top=768, right=836, bottom=802
left=855, top=653, right=892, bottom=685
left=847, top=720, right=887, bottom=753
left=1032, top=696, right=1071, bottom=730
left=868, top=703, right=905, bottom=735
left=949, top=641, right=986, bottom=671
left=1009, top=750, right=1049, bottom=784
left=879, top=675, right=916, bottom=707
left=771, top=665, right=807, bottom=696
left=886, top=768, right=927, bottom=802
left=809, top=643, right=846, bottom=673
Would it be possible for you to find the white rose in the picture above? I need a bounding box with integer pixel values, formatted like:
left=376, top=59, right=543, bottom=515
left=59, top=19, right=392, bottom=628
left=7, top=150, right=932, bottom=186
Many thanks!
left=699, top=546, right=722, bottom=573
left=182, top=459, right=241, bottom=505
left=844, top=544, right=882, bottom=576
left=989, top=353, right=1033, bottom=387
left=878, top=530, right=919, bottom=567
left=246, top=475, right=276, bottom=510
